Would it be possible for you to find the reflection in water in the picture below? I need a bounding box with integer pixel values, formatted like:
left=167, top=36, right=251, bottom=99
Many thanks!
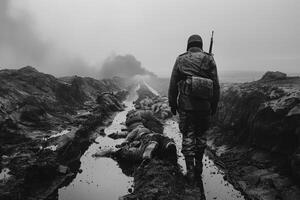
left=49, top=130, right=70, bottom=139
left=0, top=168, right=11, bottom=182
left=164, top=119, right=245, bottom=200
left=59, top=86, right=139, bottom=200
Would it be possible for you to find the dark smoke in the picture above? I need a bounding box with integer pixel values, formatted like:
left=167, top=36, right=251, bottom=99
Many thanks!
left=99, top=54, right=156, bottom=79
left=0, top=1, right=155, bottom=79
left=0, top=0, right=97, bottom=77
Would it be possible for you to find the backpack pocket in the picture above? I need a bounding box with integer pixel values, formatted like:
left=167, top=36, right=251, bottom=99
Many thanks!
left=179, top=76, right=213, bottom=99
left=191, top=76, right=213, bottom=99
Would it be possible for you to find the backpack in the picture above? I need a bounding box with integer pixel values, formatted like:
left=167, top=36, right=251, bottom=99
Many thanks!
left=179, top=76, right=213, bottom=100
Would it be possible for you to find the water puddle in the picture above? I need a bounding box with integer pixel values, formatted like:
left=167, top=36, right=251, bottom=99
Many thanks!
left=164, top=119, right=245, bottom=200
left=0, top=168, right=11, bottom=183
left=58, top=86, right=139, bottom=200
left=45, top=145, right=58, bottom=151
left=49, top=130, right=70, bottom=139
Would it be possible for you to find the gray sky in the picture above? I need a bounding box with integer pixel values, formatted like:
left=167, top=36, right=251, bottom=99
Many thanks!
left=1, top=0, right=299, bottom=77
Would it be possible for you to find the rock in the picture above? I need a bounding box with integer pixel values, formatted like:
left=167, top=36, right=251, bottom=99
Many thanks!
left=57, top=165, right=69, bottom=174
left=287, top=104, right=300, bottom=116
left=260, top=71, right=287, bottom=81
left=237, top=181, right=247, bottom=191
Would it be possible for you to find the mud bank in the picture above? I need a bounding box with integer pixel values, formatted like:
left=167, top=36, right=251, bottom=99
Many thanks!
left=58, top=86, right=140, bottom=200
left=208, top=72, right=300, bottom=199
left=0, top=67, right=127, bottom=200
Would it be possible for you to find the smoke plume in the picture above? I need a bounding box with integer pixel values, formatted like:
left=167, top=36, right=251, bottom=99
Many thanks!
left=0, top=0, right=155, bottom=79
left=99, top=54, right=156, bottom=79
left=0, top=0, right=97, bottom=77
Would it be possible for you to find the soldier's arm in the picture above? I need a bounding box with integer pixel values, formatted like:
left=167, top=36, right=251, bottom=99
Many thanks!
left=168, top=58, right=180, bottom=109
left=209, top=57, right=220, bottom=115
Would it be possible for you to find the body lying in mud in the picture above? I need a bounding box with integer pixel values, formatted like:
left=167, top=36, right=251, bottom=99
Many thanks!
left=109, top=109, right=177, bottom=164
left=94, top=84, right=204, bottom=200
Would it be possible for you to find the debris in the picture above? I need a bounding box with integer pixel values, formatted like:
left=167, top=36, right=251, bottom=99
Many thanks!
left=58, top=165, right=69, bottom=174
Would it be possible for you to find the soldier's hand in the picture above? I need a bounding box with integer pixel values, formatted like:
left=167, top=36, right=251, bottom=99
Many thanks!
left=171, top=107, right=177, bottom=116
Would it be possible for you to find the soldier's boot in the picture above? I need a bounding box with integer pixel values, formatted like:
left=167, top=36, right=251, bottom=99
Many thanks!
left=195, top=155, right=206, bottom=200
left=165, top=141, right=177, bottom=164
left=185, top=156, right=195, bottom=186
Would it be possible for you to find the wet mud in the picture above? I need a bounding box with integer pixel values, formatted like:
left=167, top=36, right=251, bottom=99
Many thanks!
left=58, top=86, right=140, bottom=200
left=164, top=119, right=245, bottom=200
left=56, top=82, right=247, bottom=200
left=4, top=69, right=297, bottom=200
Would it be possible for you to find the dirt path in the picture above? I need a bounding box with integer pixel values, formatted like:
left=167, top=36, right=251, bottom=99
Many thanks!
left=164, top=119, right=245, bottom=200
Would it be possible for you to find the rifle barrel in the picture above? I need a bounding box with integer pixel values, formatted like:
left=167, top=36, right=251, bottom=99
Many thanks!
left=209, top=31, right=214, bottom=54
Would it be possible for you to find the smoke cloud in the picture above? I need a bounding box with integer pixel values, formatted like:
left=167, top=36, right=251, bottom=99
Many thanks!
left=99, top=54, right=156, bottom=79
left=0, top=0, right=97, bottom=77
left=0, top=0, right=156, bottom=79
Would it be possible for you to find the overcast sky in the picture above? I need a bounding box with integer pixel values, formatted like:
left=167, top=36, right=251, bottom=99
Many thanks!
left=1, top=0, right=299, bottom=77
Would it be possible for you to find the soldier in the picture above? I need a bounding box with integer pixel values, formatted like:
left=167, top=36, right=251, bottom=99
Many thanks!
left=168, top=34, right=220, bottom=190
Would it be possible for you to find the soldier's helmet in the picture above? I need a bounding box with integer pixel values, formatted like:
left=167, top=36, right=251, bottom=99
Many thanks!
left=187, top=34, right=203, bottom=50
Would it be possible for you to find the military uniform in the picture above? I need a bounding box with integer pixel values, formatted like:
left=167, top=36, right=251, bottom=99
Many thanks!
left=169, top=47, right=220, bottom=155
left=168, top=35, right=220, bottom=189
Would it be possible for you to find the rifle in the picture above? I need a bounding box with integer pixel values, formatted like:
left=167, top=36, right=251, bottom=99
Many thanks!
left=209, top=30, right=214, bottom=55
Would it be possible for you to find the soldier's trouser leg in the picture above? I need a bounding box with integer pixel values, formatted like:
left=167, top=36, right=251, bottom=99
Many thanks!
left=179, top=110, right=195, bottom=158
left=179, top=110, right=210, bottom=188
left=179, top=110, right=195, bottom=185
left=194, top=115, right=210, bottom=177
left=193, top=114, right=210, bottom=199
left=179, top=111, right=210, bottom=159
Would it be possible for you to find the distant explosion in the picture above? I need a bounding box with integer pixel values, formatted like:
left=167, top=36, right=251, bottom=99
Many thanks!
left=99, top=54, right=156, bottom=79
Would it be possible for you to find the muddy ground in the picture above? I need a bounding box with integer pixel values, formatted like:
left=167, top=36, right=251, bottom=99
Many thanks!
left=1, top=68, right=299, bottom=200
left=206, top=72, right=300, bottom=200
left=0, top=67, right=128, bottom=200
left=91, top=82, right=245, bottom=200
left=118, top=73, right=300, bottom=200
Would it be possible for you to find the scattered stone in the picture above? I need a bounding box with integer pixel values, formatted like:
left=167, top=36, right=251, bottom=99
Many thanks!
left=58, top=165, right=69, bottom=174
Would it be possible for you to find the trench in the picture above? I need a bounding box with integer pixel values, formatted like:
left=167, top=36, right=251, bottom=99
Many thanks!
left=58, top=83, right=245, bottom=200
left=58, top=86, right=139, bottom=200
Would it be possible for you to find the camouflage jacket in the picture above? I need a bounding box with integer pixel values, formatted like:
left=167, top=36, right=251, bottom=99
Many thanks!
left=168, top=47, right=220, bottom=115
